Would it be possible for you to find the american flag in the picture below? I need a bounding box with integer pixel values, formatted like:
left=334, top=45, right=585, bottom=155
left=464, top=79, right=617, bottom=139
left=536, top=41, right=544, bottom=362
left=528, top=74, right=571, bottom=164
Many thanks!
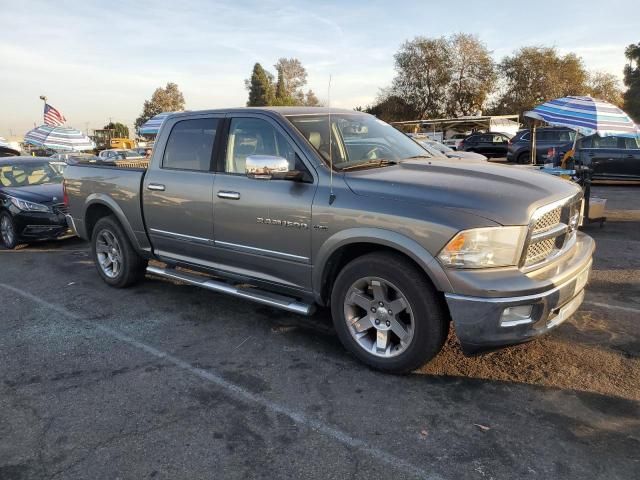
left=44, top=103, right=66, bottom=126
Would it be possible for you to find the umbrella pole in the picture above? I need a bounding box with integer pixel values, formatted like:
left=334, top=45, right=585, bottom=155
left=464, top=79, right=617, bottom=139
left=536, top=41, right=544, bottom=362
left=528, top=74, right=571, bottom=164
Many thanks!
left=530, top=122, right=537, bottom=164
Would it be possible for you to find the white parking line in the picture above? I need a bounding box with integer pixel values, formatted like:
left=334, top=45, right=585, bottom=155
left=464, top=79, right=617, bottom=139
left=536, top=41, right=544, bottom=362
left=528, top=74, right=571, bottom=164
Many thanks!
left=584, top=301, right=640, bottom=315
left=0, top=283, right=440, bottom=480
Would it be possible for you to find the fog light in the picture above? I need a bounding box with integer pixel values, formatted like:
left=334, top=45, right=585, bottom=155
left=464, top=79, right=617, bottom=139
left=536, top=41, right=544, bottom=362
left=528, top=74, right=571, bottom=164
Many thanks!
left=500, top=305, right=534, bottom=327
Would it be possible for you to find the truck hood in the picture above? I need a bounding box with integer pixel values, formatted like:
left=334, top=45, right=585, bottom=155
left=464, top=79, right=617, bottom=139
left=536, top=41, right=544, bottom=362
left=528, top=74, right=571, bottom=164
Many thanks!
left=343, top=159, right=581, bottom=225
left=1, top=183, right=64, bottom=204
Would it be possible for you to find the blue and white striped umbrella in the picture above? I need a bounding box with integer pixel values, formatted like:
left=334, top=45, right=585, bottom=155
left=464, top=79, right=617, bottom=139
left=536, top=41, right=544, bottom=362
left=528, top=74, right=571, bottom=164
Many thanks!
left=139, top=112, right=173, bottom=135
left=24, top=125, right=95, bottom=152
left=525, top=96, right=639, bottom=137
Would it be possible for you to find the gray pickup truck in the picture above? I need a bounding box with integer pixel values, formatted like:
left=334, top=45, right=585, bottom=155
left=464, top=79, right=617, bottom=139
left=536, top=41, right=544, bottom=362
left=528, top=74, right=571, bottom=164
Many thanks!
left=64, top=107, right=595, bottom=373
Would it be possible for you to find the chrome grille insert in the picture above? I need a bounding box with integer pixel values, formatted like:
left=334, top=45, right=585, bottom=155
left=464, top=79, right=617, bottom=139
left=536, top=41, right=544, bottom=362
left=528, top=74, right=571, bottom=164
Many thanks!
left=533, top=207, right=561, bottom=233
left=521, top=194, right=583, bottom=270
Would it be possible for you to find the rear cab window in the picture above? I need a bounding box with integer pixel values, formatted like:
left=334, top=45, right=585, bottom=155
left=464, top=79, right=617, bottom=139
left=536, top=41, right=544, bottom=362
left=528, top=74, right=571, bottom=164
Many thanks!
left=162, top=118, right=218, bottom=171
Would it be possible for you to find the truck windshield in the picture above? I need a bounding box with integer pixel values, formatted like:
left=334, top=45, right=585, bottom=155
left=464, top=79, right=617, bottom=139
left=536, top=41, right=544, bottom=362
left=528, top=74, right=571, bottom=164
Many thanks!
left=286, top=113, right=432, bottom=170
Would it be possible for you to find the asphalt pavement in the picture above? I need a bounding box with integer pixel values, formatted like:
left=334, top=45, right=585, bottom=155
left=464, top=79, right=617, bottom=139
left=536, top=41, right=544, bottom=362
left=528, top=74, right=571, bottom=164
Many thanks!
left=0, top=185, right=638, bottom=480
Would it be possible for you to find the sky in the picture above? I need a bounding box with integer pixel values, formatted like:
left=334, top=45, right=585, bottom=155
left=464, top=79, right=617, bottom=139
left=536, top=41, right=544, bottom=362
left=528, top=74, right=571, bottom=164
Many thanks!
left=0, top=0, right=637, bottom=138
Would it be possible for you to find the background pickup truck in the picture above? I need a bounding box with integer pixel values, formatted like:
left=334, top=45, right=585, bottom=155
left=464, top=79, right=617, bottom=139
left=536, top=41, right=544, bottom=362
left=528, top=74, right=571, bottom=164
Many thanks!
left=64, top=107, right=595, bottom=373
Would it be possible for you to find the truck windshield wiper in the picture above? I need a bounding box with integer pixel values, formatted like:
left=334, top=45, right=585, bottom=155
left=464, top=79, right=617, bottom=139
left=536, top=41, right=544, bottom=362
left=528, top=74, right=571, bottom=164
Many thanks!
left=341, top=159, right=398, bottom=171
left=402, top=154, right=432, bottom=161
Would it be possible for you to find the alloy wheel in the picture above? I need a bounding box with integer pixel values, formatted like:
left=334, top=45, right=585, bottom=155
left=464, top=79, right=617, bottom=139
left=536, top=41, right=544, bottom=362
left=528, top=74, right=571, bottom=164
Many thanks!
left=0, top=216, right=15, bottom=247
left=343, top=276, right=415, bottom=358
left=95, top=229, right=122, bottom=278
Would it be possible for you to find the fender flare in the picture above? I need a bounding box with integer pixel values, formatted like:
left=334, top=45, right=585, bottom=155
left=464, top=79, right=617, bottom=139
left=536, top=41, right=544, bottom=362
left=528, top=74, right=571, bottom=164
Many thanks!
left=82, top=194, right=149, bottom=254
left=313, top=227, right=453, bottom=303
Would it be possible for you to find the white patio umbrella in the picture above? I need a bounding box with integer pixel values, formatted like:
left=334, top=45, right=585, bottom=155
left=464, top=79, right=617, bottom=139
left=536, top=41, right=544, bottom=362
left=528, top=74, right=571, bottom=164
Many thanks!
left=24, top=125, right=95, bottom=152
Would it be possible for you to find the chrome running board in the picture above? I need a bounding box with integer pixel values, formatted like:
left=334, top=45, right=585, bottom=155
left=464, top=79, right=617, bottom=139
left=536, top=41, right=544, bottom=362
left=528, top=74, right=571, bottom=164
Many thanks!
left=146, top=265, right=315, bottom=316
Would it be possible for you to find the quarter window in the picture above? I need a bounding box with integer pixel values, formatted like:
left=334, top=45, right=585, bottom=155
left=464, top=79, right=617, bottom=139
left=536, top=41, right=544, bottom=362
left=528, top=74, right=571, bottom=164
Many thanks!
left=162, top=118, right=218, bottom=171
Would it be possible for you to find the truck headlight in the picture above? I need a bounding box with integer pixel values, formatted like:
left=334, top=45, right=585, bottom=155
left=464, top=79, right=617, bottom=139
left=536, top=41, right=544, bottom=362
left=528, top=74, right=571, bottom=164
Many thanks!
left=9, top=197, right=51, bottom=213
left=438, top=226, right=527, bottom=269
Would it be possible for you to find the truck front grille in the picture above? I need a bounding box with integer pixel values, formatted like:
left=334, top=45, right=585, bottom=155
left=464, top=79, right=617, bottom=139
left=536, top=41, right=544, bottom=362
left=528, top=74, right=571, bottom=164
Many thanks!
left=533, top=207, right=561, bottom=233
left=521, top=194, right=582, bottom=269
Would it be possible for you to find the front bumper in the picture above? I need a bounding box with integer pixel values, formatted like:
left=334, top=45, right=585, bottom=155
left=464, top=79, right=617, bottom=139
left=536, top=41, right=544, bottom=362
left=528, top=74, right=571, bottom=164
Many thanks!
left=13, top=210, right=73, bottom=241
left=444, top=232, right=594, bottom=354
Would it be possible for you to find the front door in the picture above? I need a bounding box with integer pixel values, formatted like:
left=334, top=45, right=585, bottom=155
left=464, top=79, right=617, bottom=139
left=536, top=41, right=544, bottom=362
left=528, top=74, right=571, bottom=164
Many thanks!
left=211, top=115, right=317, bottom=291
left=143, top=115, right=222, bottom=264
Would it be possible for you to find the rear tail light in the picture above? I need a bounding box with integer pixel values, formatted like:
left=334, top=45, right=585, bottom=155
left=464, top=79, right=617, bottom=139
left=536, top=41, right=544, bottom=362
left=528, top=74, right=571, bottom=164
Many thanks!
left=458, top=140, right=464, bottom=148
left=63, top=179, right=69, bottom=206
left=547, top=147, right=556, bottom=159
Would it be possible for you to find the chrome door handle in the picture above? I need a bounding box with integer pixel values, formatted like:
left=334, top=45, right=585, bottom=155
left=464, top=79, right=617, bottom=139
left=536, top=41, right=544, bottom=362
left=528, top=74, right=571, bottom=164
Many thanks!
left=217, top=191, right=240, bottom=200
left=147, top=183, right=165, bottom=191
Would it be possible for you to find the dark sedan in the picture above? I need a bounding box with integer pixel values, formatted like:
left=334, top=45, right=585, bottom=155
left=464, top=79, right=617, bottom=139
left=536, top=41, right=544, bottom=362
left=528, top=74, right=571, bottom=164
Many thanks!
left=0, top=157, right=73, bottom=249
left=458, top=132, right=511, bottom=158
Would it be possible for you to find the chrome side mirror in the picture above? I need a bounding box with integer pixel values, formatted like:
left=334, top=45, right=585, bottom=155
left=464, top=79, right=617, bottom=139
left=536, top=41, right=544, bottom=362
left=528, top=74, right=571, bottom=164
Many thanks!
left=246, top=155, right=291, bottom=180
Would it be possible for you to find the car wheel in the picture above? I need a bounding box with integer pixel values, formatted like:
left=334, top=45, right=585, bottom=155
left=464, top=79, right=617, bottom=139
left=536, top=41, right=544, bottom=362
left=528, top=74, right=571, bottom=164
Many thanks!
left=517, top=151, right=530, bottom=164
left=0, top=212, right=18, bottom=249
left=91, top=215, right=147, bottom=288
left=331, top=252, right=449, bottom=374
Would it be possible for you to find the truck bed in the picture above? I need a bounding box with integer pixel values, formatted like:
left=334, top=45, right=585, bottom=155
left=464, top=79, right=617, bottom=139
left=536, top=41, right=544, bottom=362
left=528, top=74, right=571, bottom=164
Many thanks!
left=64, top=163, right=150, bottom=251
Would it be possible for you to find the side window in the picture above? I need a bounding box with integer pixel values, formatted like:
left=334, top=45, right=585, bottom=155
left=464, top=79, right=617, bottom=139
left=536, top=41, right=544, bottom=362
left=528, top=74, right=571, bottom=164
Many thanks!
left=225, top=118, right=301, bottom=175
left=520, top=132, right=530, bottom=141
left=591, top=136, right=618, bottom=149
left=162, top=118, right=218, bottom=171
left=623, top=136, right=640, bottom=149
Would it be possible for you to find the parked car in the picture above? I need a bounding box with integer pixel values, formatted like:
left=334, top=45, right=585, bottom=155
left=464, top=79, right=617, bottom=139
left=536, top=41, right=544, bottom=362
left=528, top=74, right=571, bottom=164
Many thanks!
left=50, top=152, right=100, bottom=164
left=0, top=157, right=73, bottom=248
left=64, top=107, right=593, bottom=373
left=507, top=127, right=577, bottom=164
left=0, top=146, right=20, bottom=157
left=459, top=132, right=511, bottom=158
left=564, top=134, right=640, bottom=180
left=416, top=137, right=487, bottom=161
left=98, top=149, right=144, bottom=162
left=443, top=133, right=468, bottom=150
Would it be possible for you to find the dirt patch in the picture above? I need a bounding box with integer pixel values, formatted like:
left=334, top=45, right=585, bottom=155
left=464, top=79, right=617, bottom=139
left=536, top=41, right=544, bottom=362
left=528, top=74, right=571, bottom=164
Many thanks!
left=420, top=329, right=640, bottom=401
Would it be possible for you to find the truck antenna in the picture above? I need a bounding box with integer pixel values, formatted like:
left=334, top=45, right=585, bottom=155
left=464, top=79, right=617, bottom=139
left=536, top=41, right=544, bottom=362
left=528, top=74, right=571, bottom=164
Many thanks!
left=328, top=75, right=336, bottom=205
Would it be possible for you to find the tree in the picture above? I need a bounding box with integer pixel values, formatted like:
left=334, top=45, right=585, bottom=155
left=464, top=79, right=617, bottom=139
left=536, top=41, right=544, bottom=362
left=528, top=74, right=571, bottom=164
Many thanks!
left=447, top=34, right=496, bottom=116
left=365, top=94, right=419, bottom=123
left=247, top=58, right=320, bottom=107
left=303, top=89, right=320, bottom=106
left=491, top=47, right=589, bottom=118
left=587, top=71, right=624, bottom=107
left=103, top=121, right=129, bottom=138
left=623, top=42, right=640, bottom=122
left=246, top=63, right=274, bottom=106
left=135, top=82, right=185, bottom=130
left=274, top=58, right=308, bottom=98
left=391, top=36, right=452, bottom=118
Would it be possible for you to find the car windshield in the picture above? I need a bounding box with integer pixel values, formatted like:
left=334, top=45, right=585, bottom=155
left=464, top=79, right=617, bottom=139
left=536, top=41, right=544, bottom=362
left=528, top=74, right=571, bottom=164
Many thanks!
left=286, top=113, right=432, bottom=170
left=416, top=140, right=448, bottom=157
left=0, top=161, right=63, bottom=187
left=425, top=140, right=454, bottom=154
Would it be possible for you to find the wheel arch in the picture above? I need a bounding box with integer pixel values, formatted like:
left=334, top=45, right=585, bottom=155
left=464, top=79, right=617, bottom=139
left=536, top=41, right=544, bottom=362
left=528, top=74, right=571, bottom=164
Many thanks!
left=313, top=228, right=453, bottom=306
left=83, top=195, right=148, bottom=255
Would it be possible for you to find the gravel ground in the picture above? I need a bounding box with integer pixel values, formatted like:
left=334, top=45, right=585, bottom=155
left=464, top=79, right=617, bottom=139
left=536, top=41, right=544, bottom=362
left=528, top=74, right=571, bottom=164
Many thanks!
left=0, top=185, right=638, bottom=480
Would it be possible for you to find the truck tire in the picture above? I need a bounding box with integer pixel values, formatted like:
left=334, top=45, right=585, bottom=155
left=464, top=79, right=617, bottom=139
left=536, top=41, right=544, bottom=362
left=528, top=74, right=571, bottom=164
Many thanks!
left=91, top=215, right=147, bottom=288
left=330, top=252, right=448, bottom=374
left=0, top=211, right=18, bottom=249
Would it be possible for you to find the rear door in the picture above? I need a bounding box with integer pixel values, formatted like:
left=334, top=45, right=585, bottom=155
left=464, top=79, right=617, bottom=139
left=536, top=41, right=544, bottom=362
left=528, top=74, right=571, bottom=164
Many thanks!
left=142, top=114, right=222, bottom=263
left=619, top=136, right=640, bottom=179
left=211, top=114, right=317, bottom=291
left=582, top=135, right=623, bottom=178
